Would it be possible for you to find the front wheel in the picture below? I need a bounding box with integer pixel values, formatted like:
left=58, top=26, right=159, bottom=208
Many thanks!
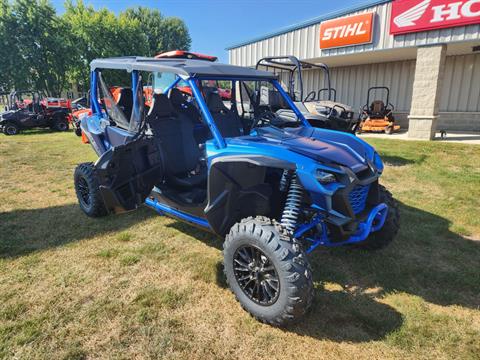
left=385, top=124, right=394, bottom=135
left=357, top=185, right=400, bottom=250
left=223, top=216, right=314, bottom=326
left=3, top=123, right=19, bottom=135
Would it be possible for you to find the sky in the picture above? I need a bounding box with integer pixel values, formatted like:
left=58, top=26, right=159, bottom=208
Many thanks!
left=51, top=0, right=368, bottom=62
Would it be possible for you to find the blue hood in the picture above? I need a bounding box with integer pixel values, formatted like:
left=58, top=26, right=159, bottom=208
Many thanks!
left=240, top=127, right=373, bottom=173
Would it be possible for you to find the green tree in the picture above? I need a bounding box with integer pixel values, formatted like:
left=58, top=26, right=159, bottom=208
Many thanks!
left=121, top=7, right=191, bottom=56
left=11, top=0, right=75, bottom=96
left=0, top=0, right=192, bottom=95
left=0, top=0, right=22, bottom=91
left=63, top=0, right=149, bottom=89
left=159, top=17, right=191, bottom=53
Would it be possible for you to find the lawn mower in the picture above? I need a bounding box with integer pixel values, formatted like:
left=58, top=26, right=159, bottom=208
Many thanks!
left=74, top=56, right=399, bottom=326
left=256, top=56, right=359, bottom=134
left=358, top=87, right=400, bottom=134
left=0, top=90, right=72, bottom=135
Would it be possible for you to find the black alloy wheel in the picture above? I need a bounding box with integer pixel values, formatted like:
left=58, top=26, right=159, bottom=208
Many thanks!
left=233, top=245, right=280, bottom=306
left=76, top=176, right=91, bottom=207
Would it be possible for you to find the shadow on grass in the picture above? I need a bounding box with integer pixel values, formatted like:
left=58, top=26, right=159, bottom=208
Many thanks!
left=289, top=287, right=403, bottom=342
left=165, top=200, right=480, bottom=340
left=307, top=201, right=480, bottom=311
left=0, top=204, right=153, bottom=258
left=2, top=200, right=478, bottom=342
left=380, top=154, right=427, bottom=166
left=167, top=222, right=403, bottom=342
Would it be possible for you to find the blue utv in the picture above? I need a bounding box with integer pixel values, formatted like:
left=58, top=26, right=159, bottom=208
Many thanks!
left=74, top=56, right=399, bottom=326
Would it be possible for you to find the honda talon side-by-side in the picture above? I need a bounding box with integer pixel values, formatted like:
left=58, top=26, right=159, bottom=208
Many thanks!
left=74, top=56, right=400, bottom=326
left=0, top=90, right=72, bottom=135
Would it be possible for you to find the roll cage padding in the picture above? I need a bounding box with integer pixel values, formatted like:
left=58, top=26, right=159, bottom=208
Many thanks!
left=205, top=156, right=295, bottom=235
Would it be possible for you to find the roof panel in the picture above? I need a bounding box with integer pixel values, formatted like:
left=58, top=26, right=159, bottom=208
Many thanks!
left=90, top=57, right=277, bottom=79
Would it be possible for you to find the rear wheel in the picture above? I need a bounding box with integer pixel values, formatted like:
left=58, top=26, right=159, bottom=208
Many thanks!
left=223, top=216, right=313, bottom=326
left=357, top=185, right=399, bottom=250
left=53, top=115, right=69, bottom=132
left=385, top=124, right=394, bottom=135
left=4, top=123, right=19, bottom=135
left=74, top=162, right=108, bottom=217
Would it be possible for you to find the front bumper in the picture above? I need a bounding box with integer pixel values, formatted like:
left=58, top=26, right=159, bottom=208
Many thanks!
left=294, top=203, right=388, bottom=253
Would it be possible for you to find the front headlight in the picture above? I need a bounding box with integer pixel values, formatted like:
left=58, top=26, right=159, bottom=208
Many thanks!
left=315, top=169, right=336, bottom=184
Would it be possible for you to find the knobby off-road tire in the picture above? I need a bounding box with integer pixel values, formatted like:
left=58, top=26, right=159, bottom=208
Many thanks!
left=53, top=115, right=69, bottom=132
left=223, top=216, right=314, bottom=327
left=74, top=162, right=108, bottom=218
left=357, top=185, right=400, bottom=250
left=4, top=122, right=19, bottom=135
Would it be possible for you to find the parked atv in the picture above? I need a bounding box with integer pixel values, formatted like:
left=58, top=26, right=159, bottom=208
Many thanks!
left=312, top=88, right=357, bottom=130
left=0, top=90, right=72, bottom=135
left=358, top=87, right=400, bottom=134
left=256, top=56, right=359, bottom=134
left=74, top=56, right=399, bottom=326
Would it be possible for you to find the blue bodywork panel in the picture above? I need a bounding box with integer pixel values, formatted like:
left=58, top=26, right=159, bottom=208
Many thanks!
left=206, top=125, right=381, bottom=216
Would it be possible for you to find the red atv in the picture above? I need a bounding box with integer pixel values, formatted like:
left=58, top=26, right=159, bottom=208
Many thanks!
left=0, top=90, right=72, bottom=135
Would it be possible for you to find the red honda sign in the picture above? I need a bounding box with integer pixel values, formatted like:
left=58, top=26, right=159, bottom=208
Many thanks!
left=390, top=0, right=480, bottom=35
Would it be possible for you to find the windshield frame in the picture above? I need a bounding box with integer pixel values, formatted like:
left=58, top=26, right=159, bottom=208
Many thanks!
left=188, top=76, right=311, bottom=148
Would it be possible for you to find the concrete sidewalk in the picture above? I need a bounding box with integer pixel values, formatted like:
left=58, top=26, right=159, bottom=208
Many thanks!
left=358, top=131, right=480, bottom=145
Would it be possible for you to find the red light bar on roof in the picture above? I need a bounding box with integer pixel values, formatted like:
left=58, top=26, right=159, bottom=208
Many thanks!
left=155, top=50, right=218, bottom=62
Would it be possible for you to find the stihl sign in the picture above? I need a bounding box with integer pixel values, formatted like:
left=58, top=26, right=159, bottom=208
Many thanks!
left=320, top=12, right=374, bottom=49
left=391, top=0, right=480, bottom=35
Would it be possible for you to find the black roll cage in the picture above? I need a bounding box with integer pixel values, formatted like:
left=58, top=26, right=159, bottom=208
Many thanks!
left=9, top=90, right=43, bottom=110
left=256, top=56, right=332, bottom=102
left=363, top=86, right=395, bottom=113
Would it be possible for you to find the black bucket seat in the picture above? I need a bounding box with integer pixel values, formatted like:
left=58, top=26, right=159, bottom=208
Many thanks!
left=206, top=91, right=243, bottom=138
left=147, top=93, right=206, bottom=189
left=169, top=88, right=201, bottom=123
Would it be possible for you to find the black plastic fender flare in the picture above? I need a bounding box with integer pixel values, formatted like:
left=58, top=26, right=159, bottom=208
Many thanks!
left=205, top=155, right=295, bottom=236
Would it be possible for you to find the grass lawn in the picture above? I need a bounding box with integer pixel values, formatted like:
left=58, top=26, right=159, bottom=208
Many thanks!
left=0, top=130, right=479, bottom=359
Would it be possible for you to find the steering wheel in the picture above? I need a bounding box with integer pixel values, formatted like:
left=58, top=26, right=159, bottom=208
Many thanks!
left=252, top=105, right=285, bottom=128
left=304, top=91, right=316, bottom=102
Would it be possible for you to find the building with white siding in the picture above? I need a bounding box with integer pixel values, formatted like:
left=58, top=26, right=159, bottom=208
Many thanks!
left=227, top=0, right=480, bottom=139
